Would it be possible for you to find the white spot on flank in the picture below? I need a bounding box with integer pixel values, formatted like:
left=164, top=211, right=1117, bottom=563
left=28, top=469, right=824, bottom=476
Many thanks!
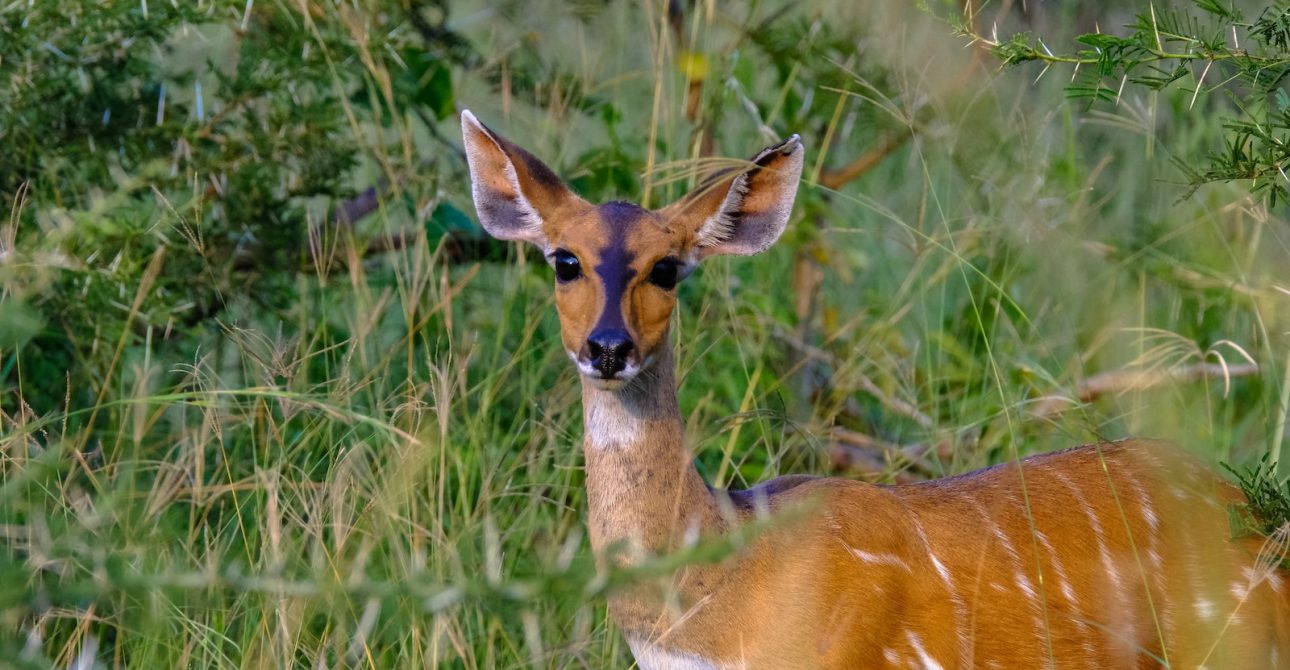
left=1141, top=500, right=1159, bottom=531
left=848, top=547, right=913, bottom=573
left=1231, top=581, right=1249, bottom=600
left=905, top=630, right=945, bottom=670
left=683, top=518, right=701, bottom=548
left=883, top=648, right=900, bottom=664
left=1195, top=597, right=1216, bottom=620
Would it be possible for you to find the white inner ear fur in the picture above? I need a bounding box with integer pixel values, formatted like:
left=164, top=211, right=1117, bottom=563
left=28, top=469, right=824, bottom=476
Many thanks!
left=694, top=172, right=750, bottom=249
left=499, top=158, right=544, bottom=233
left=461, top=110, right=546, bottom=243
left=693, top=134, right=800, bottom=251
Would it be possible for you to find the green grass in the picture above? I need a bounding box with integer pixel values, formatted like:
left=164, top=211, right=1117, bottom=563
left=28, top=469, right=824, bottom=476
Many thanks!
left=3, top=1, right=1289, bottom=667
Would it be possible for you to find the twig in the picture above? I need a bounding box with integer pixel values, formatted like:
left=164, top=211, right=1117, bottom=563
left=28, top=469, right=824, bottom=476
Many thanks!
left=818, top=131, right=912, bottom=190
left=1032, top=362, right=1261, bottom=417
left=331, top=184, right=385, bottom=226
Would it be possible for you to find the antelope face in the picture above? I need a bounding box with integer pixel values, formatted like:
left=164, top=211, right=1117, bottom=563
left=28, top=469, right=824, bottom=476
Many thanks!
left=462, top=110, right=803, bottom=390
left=543, top=202, right=687, bottom=388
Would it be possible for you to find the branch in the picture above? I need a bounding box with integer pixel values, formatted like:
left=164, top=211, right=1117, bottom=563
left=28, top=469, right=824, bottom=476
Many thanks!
left=1031, top=362, right=1260, bottom=417
left=818, top=131, right=911, bottom=190
left=331, top=184, right=385, bottom=227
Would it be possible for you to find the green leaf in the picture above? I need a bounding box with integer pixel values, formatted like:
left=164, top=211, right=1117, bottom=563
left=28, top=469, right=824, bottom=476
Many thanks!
left=0, top=300, right=46, bottom=348
left=428, top=202, right=476, bottom=238
left=1075, top=33, right=1135, bottom=50
left=1192, top=0, right=1239, bottom=21
left=399, top=48, right=455, bottom=120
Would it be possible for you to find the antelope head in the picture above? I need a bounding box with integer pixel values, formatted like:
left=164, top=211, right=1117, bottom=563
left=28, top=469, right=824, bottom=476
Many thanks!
left=462, top=110, right=803, bottom=390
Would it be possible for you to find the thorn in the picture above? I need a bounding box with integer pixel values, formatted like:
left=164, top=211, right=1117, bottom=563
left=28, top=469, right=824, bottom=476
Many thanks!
left=1189, top=60, right=1212, bottom=110
left=1040, top=38, right=1054, bottom=58
left=1034, top=63, right=1052, bottom=85
left=1150, top=3, right=1164, bottom=51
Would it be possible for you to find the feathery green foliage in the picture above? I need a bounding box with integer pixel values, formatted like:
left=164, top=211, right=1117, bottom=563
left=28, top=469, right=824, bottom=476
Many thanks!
left=1226, top=454, right=1290, bottom=543
left=953, top=0, right=1290, bottom=205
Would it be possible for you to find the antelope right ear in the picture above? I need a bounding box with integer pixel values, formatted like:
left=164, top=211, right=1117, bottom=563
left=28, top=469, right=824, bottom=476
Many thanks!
left=461, top=110, right=585, bottom=248
left=662, top=134, right=804, bottom=259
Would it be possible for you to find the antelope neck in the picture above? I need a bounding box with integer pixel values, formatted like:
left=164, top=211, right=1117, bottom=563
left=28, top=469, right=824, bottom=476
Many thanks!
left=580, top=343, right=720, bottom=559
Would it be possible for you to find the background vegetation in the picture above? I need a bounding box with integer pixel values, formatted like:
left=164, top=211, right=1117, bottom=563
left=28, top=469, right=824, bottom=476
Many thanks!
left=2, top=0, right=1288, bottom=667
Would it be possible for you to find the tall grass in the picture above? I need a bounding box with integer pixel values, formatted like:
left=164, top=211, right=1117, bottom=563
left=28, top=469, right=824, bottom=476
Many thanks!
left=2, top=1, right=1288, bottom=667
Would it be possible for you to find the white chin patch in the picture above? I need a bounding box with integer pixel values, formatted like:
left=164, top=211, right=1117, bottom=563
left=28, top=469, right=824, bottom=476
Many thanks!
left=568, top=351, right=641, bottom=387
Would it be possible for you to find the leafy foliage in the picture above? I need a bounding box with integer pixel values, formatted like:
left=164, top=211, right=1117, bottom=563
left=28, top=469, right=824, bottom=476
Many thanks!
left=953, top=0, right=1290, bottom=205
left=0, top=1, right=470, bottom=411
left=1225, top=454, right=1290, bottom=543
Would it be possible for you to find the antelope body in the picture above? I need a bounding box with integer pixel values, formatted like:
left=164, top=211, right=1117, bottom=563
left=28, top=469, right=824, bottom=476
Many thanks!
left=461, top=109, right=1290, bottom=669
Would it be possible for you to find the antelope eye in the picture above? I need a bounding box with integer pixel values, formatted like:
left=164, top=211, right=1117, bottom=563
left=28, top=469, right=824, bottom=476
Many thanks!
left=553, top=249, right=582, bottom=283
left=648, top=258, right=680, bottom=290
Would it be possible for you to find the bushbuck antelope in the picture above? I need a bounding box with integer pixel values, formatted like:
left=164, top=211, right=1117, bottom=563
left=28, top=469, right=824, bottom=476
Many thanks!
left=461, top=109, right=1290, bottom=669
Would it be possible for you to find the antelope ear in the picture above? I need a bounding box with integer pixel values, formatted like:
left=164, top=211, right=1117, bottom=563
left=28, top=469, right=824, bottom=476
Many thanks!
left=663, top=135, right=804, bottom=258
left=461, top=110, right=584, bottom=248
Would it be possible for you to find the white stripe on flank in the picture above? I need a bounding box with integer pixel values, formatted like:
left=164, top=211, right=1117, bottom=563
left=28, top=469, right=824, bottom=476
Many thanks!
left=906, top=630, right=946, bottom=670
left=1051, top=470, right=1124, bottom=595
left=1050, top=469, right=1132, bottom=662
left=848, top=546, right=913, bottom=573
left=909, top=517, right=971, bottom=666
left=975, top=500, right=1046, bottom=648
left=1034, top=529, right=1077, bottom=605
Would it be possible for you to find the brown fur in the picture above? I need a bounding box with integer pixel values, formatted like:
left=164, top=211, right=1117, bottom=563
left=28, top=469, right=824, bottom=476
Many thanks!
left=461, top=111, right=1290, bottom=669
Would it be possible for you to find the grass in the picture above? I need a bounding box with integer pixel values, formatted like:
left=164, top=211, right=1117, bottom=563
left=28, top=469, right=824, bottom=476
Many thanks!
left=2, top=0, right=1290, bottom=667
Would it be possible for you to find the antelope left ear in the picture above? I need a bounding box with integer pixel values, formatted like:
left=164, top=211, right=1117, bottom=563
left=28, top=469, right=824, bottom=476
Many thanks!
left=461, top=110, right=585, bottom=248
left=663, top=135, right=804, bottom=258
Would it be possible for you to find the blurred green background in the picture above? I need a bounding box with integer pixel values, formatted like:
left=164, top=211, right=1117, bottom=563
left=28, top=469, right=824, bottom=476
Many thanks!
left=2, top=0, right=1288, bottom=667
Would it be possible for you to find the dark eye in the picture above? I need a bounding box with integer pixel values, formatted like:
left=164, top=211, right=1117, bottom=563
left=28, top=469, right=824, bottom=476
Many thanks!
left=553, top=249, right=582, bottom=283
left=648, top=258, right=680, bottom=290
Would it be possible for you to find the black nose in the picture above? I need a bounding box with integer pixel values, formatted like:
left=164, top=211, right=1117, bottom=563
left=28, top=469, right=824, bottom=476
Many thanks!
left=587, top=329, right=634, bottom=378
